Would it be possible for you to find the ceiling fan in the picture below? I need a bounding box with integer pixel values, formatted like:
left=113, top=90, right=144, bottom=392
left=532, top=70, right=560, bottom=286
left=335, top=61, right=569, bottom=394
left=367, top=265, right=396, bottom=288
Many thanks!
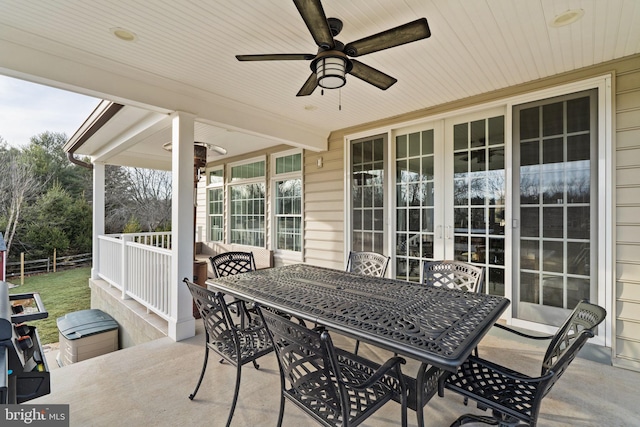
left=236, top=0, right=431, bottom=96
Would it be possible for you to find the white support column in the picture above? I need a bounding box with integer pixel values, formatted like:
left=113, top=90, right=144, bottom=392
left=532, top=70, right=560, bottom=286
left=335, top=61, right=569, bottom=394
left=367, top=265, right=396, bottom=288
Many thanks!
left=169, top=111, right=196, bottom=341
left=92, top=162, right=105, bottom=280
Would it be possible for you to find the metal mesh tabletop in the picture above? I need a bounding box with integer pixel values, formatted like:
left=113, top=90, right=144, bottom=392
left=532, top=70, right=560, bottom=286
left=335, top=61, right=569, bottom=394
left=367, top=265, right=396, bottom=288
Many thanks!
left=207, top=264, right=509, bottom=371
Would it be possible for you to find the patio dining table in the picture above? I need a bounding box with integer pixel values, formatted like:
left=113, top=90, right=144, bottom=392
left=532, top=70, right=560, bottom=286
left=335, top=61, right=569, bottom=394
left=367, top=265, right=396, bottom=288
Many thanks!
left=206, top=263, right=510, bottom=425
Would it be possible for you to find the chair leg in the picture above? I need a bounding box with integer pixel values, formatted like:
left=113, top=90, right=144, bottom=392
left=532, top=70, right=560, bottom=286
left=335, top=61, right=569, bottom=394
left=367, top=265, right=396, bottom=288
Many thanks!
left=415, top=362, right=428, bottom=427
left=354, top=339, right=360, bottom=355
left=276, top=376, right=286, bottom=427
left=225, top=364, right=243, bottom=427
left=252, top=360, right=260, bottom=369
left=189, top=346, right=210, bottom=400
left=401, top=384, right=408, bottom=427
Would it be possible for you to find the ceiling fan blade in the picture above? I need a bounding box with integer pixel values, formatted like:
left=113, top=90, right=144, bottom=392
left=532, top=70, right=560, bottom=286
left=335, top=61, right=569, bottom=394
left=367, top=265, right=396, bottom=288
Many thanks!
left=293, top=0, right=334, bottom=49
left=348, top=59, right=397, bottom=90
left=296, top=73, right=318, bottom=96
left=344, top=18, right=431, bottom=57
left=236, top=53, right=315, bottom=61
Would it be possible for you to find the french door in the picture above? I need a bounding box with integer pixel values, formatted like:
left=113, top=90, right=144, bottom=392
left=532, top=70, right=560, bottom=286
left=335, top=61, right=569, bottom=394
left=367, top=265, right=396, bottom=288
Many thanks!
left=394, top=107, right=507, bottom=294
left=349, top=86, right=604, bottom=332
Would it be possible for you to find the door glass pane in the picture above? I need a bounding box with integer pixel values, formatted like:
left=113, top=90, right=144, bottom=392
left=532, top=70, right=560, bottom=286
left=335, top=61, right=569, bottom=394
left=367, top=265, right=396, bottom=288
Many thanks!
left=515, top=91, right=596, bottom=325
left=454, top=123, right=468, bottom=150
left=543, top=102, right=563, bottom=136
left=488, top=116, right=505, bottom=145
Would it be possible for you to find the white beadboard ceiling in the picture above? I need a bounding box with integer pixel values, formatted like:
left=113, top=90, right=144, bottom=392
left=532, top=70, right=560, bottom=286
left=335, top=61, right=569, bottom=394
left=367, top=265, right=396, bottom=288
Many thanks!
left=1, top=0, right=639, bottom=168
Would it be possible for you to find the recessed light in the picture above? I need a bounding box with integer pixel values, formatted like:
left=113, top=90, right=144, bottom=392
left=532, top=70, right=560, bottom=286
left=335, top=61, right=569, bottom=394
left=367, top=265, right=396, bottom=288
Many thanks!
left=550, top=9, right=584, bottom=27
left=110, top=27, right=137, bottom=42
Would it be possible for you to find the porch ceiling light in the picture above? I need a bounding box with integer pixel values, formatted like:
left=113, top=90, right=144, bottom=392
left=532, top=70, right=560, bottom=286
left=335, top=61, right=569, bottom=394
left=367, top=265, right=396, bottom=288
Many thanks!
left=550, top=9, right=584, bottom=27
left=110, top=27, right=137, bottom=42
left=311, top=51, right=352, bottom=90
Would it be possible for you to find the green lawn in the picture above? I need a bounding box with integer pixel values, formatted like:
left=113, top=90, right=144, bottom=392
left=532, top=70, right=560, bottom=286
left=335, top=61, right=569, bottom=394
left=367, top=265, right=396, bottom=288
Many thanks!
left=8, top=267, right=92, bottom=344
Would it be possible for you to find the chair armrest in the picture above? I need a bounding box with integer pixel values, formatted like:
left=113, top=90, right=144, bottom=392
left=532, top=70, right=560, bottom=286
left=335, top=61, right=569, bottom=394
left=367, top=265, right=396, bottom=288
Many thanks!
left=341, top=355, right=406, bottom=390
left=458, top=355, right=555, bottom=385
left=493, top=323, right=554, bottom=340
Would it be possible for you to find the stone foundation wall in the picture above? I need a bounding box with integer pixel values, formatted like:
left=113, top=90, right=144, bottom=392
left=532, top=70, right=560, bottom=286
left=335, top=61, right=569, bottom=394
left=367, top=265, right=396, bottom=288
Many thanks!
left=90, top=279, right=167, bottom=349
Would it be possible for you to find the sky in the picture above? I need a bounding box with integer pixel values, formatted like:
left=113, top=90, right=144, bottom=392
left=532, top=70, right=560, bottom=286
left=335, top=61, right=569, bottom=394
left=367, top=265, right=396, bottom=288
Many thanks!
left=0, top=75, right=100, bottom=148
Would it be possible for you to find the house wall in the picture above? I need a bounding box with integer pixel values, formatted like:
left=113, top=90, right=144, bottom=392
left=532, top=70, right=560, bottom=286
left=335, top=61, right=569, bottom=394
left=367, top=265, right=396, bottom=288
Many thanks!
left=197, top=54, right=640, bottom=371
left=303, top=139, right=346, bottom=270
left=614, top=63, right=640, bottom=371
left=319, top=54, right=640, bottom=371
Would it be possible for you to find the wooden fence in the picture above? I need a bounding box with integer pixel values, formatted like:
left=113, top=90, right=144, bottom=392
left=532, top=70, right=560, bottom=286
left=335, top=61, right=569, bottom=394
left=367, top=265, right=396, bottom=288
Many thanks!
left=6, top=252, right=92, bottom=279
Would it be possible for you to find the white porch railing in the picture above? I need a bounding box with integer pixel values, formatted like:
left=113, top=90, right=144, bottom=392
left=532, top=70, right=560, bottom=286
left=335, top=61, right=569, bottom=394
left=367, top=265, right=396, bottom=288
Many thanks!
left=97, top=232, right=173, bottom=320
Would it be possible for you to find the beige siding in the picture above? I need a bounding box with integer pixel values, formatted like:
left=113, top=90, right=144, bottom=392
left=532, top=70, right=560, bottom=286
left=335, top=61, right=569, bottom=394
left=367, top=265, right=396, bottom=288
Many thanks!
left=303, top=139, right=345, bottom=268
left=195, top=176, right=207, bottom=242
left=615, top=61, right=640, bottom=371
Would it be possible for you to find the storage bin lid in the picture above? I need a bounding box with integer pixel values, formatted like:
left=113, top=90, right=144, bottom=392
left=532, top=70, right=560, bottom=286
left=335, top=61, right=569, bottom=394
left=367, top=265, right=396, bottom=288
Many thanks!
left=57, top=309, right=118, bottom=340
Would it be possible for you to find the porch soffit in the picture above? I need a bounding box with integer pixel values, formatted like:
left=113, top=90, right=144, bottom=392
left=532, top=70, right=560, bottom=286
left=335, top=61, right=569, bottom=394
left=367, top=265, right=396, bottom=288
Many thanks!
left=1, top=0, right=639, bottom=168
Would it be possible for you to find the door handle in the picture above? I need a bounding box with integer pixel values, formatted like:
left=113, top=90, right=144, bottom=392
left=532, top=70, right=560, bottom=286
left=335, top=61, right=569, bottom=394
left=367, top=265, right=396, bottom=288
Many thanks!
left=437, top=225, right=442, bottom=239
left=445, top=226, right=452, bottom=240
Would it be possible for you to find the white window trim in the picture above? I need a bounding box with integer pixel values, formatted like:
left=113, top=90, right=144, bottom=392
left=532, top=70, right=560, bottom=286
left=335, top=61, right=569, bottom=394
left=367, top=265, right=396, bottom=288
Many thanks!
left=227, top=156, right=267, bottom=248
left=271, top=149, right=304, bottom=262
left=206, top=165, right=224, bottom=188
left=206, top=166, right=224, bottom=242
left=227, top=156, right=267, bottom=184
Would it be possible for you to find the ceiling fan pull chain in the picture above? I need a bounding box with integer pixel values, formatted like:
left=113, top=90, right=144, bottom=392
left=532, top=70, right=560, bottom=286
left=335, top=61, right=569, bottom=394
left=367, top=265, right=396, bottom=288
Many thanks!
left=339, top=88, right=342, bottom=111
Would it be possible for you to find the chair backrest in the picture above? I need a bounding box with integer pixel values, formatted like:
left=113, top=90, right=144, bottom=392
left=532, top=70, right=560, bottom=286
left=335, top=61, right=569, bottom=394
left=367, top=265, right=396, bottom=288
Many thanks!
left=422, top=260, right=484, bottom=293
left=209, top=251, right=256, bottom=278
left=184, top=279, right=234, bottom=345
left=539, top=300, right=606, bottom=396
left=346, top=251, right=390, bottom=277
left=259, top=308, right=348, bottom=420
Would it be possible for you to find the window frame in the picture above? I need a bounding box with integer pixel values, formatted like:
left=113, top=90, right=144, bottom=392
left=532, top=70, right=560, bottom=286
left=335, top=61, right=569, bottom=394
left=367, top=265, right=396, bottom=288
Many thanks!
left=206, top=166, right=224, bottom=242
left=226, top=156, right=267, bottom=248
left=271, top=149, right=303, bottom=261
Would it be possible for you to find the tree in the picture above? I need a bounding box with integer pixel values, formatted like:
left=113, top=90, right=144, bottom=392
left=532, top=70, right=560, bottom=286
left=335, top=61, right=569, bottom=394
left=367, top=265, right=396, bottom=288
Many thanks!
left=0, top=142, right=40, bottom=256
left=22, top=184, right=91, bottom=258
left=23, top=131, right=92, bottom=199
left=126, top=167, right=172, bottom=231
left=105, top=166, right=172, bottom=233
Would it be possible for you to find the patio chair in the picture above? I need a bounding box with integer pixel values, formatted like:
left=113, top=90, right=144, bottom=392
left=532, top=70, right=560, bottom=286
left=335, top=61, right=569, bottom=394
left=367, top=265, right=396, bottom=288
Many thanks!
left=346, top=251, right=390, bottom=278
left=209, top=251, right=257, bottom=278
left=422, top=260, right=484, bottom=293
left=346, top=251, right=390, bottom=354
left=258, top=306, right=408, bottom=427
left=415, top=260, right=485, bottom=422
left=183, top=278, right=273, bottom=427
left=441, top=300, right=606, bottom=427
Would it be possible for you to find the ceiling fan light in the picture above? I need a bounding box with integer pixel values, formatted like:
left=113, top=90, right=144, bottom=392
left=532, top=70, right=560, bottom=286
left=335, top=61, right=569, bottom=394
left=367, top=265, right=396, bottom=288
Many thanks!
left=315, top=56, right=346, bottom=89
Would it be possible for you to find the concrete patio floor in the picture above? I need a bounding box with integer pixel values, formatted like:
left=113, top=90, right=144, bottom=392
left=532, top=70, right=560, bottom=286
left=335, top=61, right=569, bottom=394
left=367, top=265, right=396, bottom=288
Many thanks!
left=34, top=322, right=639, bottom=427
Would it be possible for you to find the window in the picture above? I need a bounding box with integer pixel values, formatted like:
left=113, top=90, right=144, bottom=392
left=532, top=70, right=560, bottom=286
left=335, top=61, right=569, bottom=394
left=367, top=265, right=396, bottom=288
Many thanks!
left=207, top=168, right=224, bottom=241
left=229, top=159, right=266, bottom=247
left=272, top=151, right=302, bottom=252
